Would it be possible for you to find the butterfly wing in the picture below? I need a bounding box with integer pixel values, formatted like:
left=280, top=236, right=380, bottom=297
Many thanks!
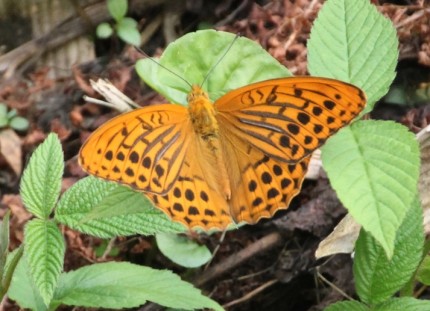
left=215, top=76, right=365, bottom=223
left=215, top=76, right=366, bottom=163
left=79, top=104, right=190, bottom=194
left=218, top=125, right=310, bottom=223
left=147, top=134, right=234, bottom=230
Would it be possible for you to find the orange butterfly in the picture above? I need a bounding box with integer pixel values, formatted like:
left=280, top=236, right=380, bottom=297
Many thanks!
left=79, top=77, right=365, bottom=230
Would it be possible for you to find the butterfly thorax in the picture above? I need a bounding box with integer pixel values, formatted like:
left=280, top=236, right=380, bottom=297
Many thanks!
left=188, top=85, right=219, bottom=144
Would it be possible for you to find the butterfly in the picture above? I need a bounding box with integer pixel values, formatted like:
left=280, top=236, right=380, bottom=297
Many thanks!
left=79, top=77, right=366, bottom=230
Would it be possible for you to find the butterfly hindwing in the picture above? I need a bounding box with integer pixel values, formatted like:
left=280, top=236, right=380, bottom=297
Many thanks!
left=218, top=125, right=310, bottom=223
left=147, top=134, right=234, bottom=230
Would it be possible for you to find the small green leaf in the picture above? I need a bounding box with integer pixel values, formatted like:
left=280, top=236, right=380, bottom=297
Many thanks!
left=54, top=262, right=222, bottom=310
left=20, top=133, right=64, bottom=219
left=416, top=255, right=430, bottom=285
left=107, top=0, right=127, bottom=21
left=136, top=29, right=291, bottom=105
left=96, top=22, right=113, bottom=39
left=2, top=246, right=23, bottom=303
left=117, top=17, right=141, bottom=46
left=0, top=104, right=7, bottom=117
left=8, top=254, right=52, bottom=311
left=353, top=197, right=424, bottom=305
left=56, top=176, right=185, bottom=238
left=0, top=116, right=8, bottom=128
left=308, top=0, right=398, bottom=112
left=9, top=116, right=29, bottom=131
left=322, top=120, right=420, bottom=257
left=374, top=297, right=430, bottom=311
left=324, top=300, right=369, bottom=311
left=156, top=233, right=212, bottom=268
left=7, top=109, right=17, bottom=119
left=0, top=211, right=10, bottom=282
left=24, top=219, right=65, bottom=305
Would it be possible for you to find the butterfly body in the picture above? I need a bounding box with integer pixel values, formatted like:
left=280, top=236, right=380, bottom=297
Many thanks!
left=79, top=77, right=366, bottom=230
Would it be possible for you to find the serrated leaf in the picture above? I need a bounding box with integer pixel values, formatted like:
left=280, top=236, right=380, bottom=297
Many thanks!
left=20, top=133, right=64, bottom=219
left=135, top=29, right=291, bottom=105
left=107, top=0, right=127, bottom=21
left=156, top=233, right=211, bottom=268
left=117, top=18, right=141, bottom=46
left=53, top=262, right=222, bottom=310
left=374, top=297, right=430, bottom=311
left=2, top=246, right=23, bottom=295
left=353, top=197, right=423, bottom=305
left=96, top=22, right=113, bottom=38
left=0, top=211, right=10, bottom=281
left=55, top=176, right=185, bottom=238
left=308, top=0, right=398, bottom=111
left=24, top=219, right=65, bottom=305
left=416, top=255, right=430, bottom=285
left=9, top=116, right=29, bottom=131
left=324, top=300, right=369, bottom=311
left=8, top=255, right=50, bottom=311
left=322, top=120, right=420, bottom=257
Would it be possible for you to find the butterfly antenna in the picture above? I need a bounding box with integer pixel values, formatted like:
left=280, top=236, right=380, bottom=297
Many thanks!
left=200, top=34, right=241, bottom=88
left=134, top=47, right=192, bottom=88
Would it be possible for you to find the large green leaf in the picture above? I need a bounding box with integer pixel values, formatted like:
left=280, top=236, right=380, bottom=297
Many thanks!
left=53, top=262, right=222, bottom=310
left=308, top=0, right=398, bottom=111
left=325, top=300, right=369, bottom=311
left=24, top=219, right=65, bottom=305
left=374, top=297, right=430, bottom=311
left=322, top=120, right=420, bottom=257
left=353, top=197, right=423, bottom=304
left=136, top=29, right=291, bottom=105
left=20, top=133, right=64, bottom=219
left=56, top=176, right=185, bottom=238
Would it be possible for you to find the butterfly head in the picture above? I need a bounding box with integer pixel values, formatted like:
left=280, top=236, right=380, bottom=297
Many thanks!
left=187, top=85, right=209, bottom=103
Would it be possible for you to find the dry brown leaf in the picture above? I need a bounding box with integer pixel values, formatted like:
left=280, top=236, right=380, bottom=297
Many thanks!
left=315, top=214, right=361, bottom=259
left=0, top=129, right=22, bottom=175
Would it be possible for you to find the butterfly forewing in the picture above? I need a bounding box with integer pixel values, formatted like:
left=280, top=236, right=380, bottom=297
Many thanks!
left=215, top=77, right=366, bottom=163
left=79, top=105, right=190, bottom=194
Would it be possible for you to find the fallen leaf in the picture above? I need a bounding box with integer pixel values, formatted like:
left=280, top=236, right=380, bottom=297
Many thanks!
left=0, top=129, right=22, bottom=175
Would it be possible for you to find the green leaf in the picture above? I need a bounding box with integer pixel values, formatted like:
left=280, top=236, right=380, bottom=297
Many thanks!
left=2, top=246, right=23, bottom=297
left=53, top=262, right=222, bottom=310
left=136, top=29, right=291, bottom=105
left=0, top=104, right=7, bottom=117
left=55, top=176, right=185, bottom=238
left=8, top=255, right=50, bottom=311
left=107, top=0, right=127, bottom=21
left=156, top=233, right=211, bottom=268
left=353, top=197, right=424, bottom=305
left=7, top=109, right=17, bottom=119
left=0, top=116, right=8, bottom=128
left=96, top=22, right=113, bottom=39
left=308, top=0, right=398, bottom=112
left=324, top=300, right=369, bottom=311
left=9, top=116, right=29, bottom=131
left=117, top=17, right=141, bottom=46
left=374, top=297, right=430, bottom=311
left=20, top=133, right=64, bottom=219
left=322, top=120, right=420, bottom=257
left=0, top=211, right=10, bottom=282
left=24, top=219, right=65, bottom=305
left=416, top=255, right=430, bottom=285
